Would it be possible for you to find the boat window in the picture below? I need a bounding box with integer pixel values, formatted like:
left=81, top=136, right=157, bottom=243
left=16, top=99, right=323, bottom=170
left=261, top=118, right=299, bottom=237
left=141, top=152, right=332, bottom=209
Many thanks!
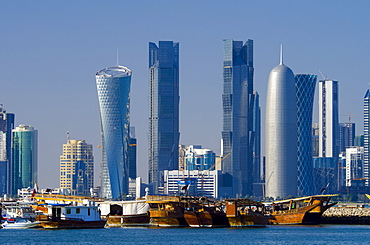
left=88, top=208, right=90, bottom=216
left=66, top=209, right=71, bottom=214
left=76, top=208, right=80, bottom=214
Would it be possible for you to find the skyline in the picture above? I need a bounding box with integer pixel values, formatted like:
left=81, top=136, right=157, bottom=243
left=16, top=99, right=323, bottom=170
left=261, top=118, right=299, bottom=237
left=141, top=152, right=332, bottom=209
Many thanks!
left=1, top=1, right=369, bottom=188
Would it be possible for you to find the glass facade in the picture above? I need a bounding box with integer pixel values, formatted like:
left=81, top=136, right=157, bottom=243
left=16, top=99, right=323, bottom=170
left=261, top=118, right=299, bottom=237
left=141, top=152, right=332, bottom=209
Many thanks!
left=148, top=41, right=180, bottom=194
left=184, top=145, right=216, bottom=171
left=11, top=125, right=37, bottom=196
left=221, top=39, right=254, bottom=197
left=0, top=105, right=14, bottom=195
left=96, top=66, right=131, bottom=199
left=295, top=74, right=317, bottom=196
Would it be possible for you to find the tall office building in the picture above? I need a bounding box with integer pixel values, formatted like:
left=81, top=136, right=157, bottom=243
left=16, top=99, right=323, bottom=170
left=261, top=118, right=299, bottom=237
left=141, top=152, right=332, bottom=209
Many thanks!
left=252, top=91, right=261, bottom=184
left=339, top=123, right=355, bottom=153
left=148, top=41, right=180, bottom=194
left=318, top=80, right=339, bottom=158
left=59, top=139, right=94, bottom=196
left=265, top=48, right=297, bottom=199
left=295, top=74, right=317, bottom=196
left=364, top=89, right=370, bottom=186
left=11, top=125, right=37, bottom=196
left=128, top=127, right=137, bottom=180
left=0, top=105, right=15, bottom=195
left=96, top=65, right=131, bottom=199
left=221, top=39, right=254, bottom=197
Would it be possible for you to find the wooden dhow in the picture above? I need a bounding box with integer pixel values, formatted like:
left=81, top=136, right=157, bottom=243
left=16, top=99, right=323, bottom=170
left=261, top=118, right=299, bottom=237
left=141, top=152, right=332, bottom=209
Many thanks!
left=225, top=198, right=268, bottom=227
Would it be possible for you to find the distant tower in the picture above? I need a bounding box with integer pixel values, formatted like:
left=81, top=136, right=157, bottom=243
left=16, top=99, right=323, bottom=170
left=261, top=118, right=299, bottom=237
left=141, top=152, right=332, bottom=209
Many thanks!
left=318, top=80, right=339, bottom=158
left=59, top=139, right=94, bottom=196
left=364, top=89, right=370, bottom=186
left=11, top=125, right=37, bottom=196
left=128, top=126, right=137, bottom=180
left=96, top=65, right=131, bottom=199
left=339, top=122, right=355, bottom=153
left=148, top=41, right=180, bottom=194
left=295, top=74, right=317, bottom=196
left=221, top=39, right=254, bottom=197
left=252, top=91, right=261, bottom=184
left=0, top=105, right=15, bottom=195
left=265, top=47, right=297, bottom=199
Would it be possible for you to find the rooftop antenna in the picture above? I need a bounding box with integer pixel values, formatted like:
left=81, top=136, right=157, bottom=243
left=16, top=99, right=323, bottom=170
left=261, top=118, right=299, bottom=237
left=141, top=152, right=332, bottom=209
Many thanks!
left=319, top=70, right=328, bottom=81
left=67, top=131, right=70, bottom=142
left=279, top=44, right=283, bottom=65
left=116, top=47, right=119, bottom=66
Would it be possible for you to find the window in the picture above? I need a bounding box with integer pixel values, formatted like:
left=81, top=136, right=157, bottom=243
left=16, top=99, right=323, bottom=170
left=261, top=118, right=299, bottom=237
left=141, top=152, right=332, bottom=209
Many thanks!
left=76, top=208, right=80, bottom=214
left=66, top=209, right=71, bottom=214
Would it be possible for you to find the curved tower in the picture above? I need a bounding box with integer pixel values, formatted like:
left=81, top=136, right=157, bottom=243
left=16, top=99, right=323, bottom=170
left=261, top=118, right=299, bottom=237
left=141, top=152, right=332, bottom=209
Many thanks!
left=96, top=65, right=131, bottom=200
left=265, top=48, right=297, bottom=199
left=295, top=74, right=317, bottom=196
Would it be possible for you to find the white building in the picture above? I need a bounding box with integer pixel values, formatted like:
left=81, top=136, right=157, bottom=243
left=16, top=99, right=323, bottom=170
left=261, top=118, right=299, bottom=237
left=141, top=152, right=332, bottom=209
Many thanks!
left=164, top=170, right=220, bottom=198
left=345, top=147, right=364, bottom=187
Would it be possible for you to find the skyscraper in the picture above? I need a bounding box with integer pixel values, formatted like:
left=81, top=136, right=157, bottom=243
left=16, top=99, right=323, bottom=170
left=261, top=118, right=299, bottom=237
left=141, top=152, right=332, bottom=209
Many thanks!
left=148, top=41, right=180, bottom=194
left=364, top=89, right=370, bottom=186
left=59, top=139, right=94, bottom=196
left=252, top=91, right=261, bottom=184
left=11, top=125, right=37, bottom=196
left=0, top=105, right=15, bottom=195
left=221, top=39, right=254, bottom=197
left=128, top=127, right=137, bottom=180
left=318, top=80, right=339, bottom=158
left=295, top=74, right=317, bottom=196
left=96, top=65, right=131, bottom=199
left=265, top=48, right=297, bottom=199
left=339, top=122, right=355, bottom=153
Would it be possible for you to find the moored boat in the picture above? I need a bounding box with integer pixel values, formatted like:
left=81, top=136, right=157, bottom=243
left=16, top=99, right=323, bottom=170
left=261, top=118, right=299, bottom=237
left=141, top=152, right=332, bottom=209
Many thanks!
left=225, top=198, right=268, bottom=227
left=146, top=195, right=188, bottom=227
left=36, top=201, right=106, bottom=229
left=1, top=218, right=41, bottom=229
left=183, top=197, right=229, bottom=227
left=267, top=194, right=338, bottom=225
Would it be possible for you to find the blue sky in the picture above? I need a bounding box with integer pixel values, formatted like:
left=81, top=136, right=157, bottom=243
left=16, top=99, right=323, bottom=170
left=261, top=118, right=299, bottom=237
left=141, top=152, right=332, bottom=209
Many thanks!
left=1, top=1, right=369, bottom=188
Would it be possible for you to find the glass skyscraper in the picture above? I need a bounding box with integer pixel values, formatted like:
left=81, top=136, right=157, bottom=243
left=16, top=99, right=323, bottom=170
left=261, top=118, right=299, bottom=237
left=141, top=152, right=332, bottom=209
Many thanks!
left=148, top=41, right=180, bottom=194
left=295, top=74, right=317, bottom=196
left=221, top=39, right=254, bottom=197
left=0, top=105, right=14, bottom=195
left=11, top=125, right=37, bottom=196
left=96, top=65, right=131, bottom=200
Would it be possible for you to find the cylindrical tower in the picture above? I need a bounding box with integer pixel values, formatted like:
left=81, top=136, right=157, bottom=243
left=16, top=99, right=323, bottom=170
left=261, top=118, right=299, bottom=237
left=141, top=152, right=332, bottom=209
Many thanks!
left=265, top=52, right=297, bottom=199
left=96, top=66, right=131, bottom=200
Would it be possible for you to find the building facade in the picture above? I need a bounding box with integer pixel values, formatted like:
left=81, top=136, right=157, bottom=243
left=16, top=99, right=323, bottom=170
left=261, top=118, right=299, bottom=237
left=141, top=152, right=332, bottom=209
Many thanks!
left=148, top=41, right=180, bottom=194
left=164, top=170, right=221, bottom=198
left=59, top=139, right=94, bottom=196
left=0, top=105, right=15, bottom=195
left=96, top=65, right=131, bottom=199
left=265, top=48, right=297, bottom=199
left=345, top=147, right=364, bottom=187
left=11, top=125, right=37, bottom=196
left=221, top=39, right=254, bottom=197
left=184, top=145, right=216, bottom=171
left=319, top=80, right=339, bottom=158
left=339, top=123, right=355, bottom=153
left=295, top=74, right=317, bottom=196
left=252, top=91, right=262, bottom=184
left=364, top=89, right=370, bottom=186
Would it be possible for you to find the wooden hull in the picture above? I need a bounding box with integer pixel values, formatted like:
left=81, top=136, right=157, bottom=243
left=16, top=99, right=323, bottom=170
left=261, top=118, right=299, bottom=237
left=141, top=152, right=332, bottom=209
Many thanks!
left=184, top=210, right=229, bottom=227
left=227, top=213, right=268, bottom=227
left=269, top=203, right=323, bottom=225
left=149, top=210, right=188, bottom=227
left=39, top=220, right=106, bottom=229
left=106, top=214, right=150, bottom=227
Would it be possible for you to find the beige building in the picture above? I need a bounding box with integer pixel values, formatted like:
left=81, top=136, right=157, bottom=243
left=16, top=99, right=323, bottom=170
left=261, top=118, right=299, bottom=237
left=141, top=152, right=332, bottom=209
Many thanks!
left=60, top=139, right=94, bottom=196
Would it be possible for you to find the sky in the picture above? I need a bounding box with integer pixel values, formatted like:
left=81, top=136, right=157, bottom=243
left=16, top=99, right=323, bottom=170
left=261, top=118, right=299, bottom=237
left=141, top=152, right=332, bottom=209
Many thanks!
left=1, top=1, right=369, bottom=189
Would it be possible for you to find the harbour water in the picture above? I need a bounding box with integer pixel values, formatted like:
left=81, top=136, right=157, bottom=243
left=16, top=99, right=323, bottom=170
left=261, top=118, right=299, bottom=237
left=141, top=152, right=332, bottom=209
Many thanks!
left=1, top=225, right=370, bottom=245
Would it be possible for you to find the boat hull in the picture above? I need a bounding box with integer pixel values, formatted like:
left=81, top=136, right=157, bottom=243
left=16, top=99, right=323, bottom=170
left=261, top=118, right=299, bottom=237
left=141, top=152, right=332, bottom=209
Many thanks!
left=1, top=221, right=41, bottom=229
left=184, top=210, right=229, bottom=227
left=227, top=213, right=268, bottom=227
left=106, top=214, right=150, bottom=227
left=149, top=210, right=188, bottom=227
left=39, top=220, right=106, bottom=229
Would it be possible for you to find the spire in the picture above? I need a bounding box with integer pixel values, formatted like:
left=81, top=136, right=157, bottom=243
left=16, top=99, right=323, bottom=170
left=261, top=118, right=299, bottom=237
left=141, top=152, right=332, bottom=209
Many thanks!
left=279, top=44, right=283, bottom=65
left=116, top=47, right=119, bottom=66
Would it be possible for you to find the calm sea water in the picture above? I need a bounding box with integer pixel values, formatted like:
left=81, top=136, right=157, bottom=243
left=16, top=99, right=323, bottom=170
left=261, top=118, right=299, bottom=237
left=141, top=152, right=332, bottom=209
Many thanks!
left=0, top=225, right=369, bottom=245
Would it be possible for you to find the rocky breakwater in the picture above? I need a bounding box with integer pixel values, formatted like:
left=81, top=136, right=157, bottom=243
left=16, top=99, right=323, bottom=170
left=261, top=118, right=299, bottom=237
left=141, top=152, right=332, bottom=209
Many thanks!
left=321, top=206, right=370, bottom=224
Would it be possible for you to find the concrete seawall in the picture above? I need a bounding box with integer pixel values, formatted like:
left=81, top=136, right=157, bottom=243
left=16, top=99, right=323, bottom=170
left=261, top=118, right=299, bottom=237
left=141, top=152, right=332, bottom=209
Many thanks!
left=321, top=207, right=370, bottom=224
